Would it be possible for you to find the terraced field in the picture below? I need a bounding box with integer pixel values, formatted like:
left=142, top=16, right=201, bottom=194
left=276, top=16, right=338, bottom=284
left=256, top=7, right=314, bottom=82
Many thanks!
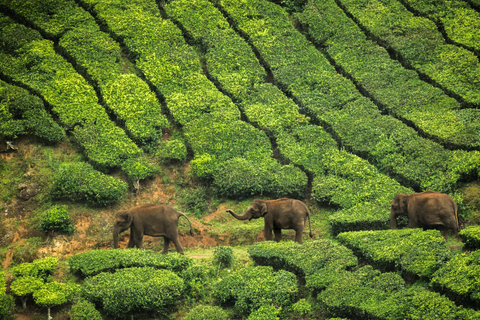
left=1, top=0, right=479, bottom=319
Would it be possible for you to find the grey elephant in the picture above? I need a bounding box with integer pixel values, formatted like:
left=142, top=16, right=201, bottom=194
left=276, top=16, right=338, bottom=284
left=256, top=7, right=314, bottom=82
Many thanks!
left=390, top=191, right=459, bottom=240
left=113, top=204, right=193, bottom=254
left=226, top=198, right=313, bottom=244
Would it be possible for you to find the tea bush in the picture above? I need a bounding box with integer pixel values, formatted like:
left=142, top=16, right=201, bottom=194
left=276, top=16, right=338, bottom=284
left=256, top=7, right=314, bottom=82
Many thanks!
left=247, top=240, right=358, bottom=280
left=39, top=205, right=75, bottom=236
left=0, top=81, right=65, bottom=142
left=214, top=246, right=234, bottom=268
left=51, top=162, right=127, bottom=206
left=459, top=225, right=480, bottom=250
left=337, top=229, right=450, bottom=277
left=214, top=266, right=297, bottom=318
left=11, top=257, right=58, bottom=281
left=82, top=267, right=183, bottom=319
left=70, top=299, right=103, bottom=320
left=183, top=305, right=229, bottom=320
left=0, top=273, right=14, bottom=320
left=68, top=249, right=192, bottom=277
left=431, top=250, right=480, bottom=307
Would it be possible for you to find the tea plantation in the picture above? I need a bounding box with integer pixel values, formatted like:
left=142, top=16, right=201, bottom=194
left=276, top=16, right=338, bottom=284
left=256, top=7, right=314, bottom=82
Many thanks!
left=0, top=0, right=479, bottom=319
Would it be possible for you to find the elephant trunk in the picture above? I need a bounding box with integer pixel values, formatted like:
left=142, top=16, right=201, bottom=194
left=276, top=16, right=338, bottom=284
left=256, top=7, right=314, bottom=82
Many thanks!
left=227, top=209, right=251, bottom=221
left=390, top=210, right=398, bottom=229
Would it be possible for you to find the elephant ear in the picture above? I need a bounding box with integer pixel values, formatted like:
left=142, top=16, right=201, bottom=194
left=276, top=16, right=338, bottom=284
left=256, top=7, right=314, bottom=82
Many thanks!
left=119, top=211, right=133, bottom=224
left=260, top=202, right=268, bottom=216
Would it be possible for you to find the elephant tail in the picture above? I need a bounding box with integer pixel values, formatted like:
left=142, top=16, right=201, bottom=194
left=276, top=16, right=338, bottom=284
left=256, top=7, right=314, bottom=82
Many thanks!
left=179, top=212, right=194, bottom=236
left=307, top=208, right=313, bottom=238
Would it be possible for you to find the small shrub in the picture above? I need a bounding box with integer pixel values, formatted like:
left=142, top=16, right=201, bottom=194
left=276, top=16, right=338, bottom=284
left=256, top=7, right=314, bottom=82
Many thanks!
left=52, top=162, right=127, bottom=206
left=82, top=267, right=183, bottom=319
left=39, top=205, right=75, bottom=236
left=247, top=305, right=281, bottom=320
left=70, top=299, right=103, bottom=320
left=11, top=257, right=58, bottom=280
left=214, top=266, right=297, bottom=317
left=191, top=153, right=219, bottom=180
left=292, top=298, right=313, bottom=318
left=459, top=225, right=480, bottom=250
left=180, top=187, right=209, bottom=219
left=214, top=246, right=234, bottom=269
left=0, top=294, right=15, bottom=320
left=180, top=264, right=213, bottom=302
left=157, top=138, right=187, bottom=162
left=183, top=305, right=229, bottom=320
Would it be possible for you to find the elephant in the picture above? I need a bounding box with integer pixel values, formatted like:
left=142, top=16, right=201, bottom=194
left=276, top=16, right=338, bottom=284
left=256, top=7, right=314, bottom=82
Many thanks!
left=226, top=198, right=313, bottom=244
left=390, top=191, right=459, bottom=240
left=113, top=204, right=193, bottom=254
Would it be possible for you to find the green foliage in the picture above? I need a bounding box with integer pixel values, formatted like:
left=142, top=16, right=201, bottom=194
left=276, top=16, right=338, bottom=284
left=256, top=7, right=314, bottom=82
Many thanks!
left=120, top=156, right=158, bottom=183
left=297, top=0, right=480, bottom=149
left=68, top=249, right=192, bottom=277
left=431, top=250, right=480, bottom=306
left=459, top=225, right=480, bottom=250
left=191, top=153, right=218, bottom=180
left=246, top=305, right=281, bottom=320
left=39, top=205, right=75, bottom=236
left=0, top=272, right=5, bottom=296
left=10, top=277, right=44, bottom=304
left=11, top=257, right=59, bottom=281
left=247, top=240, right=358, bottom=280
left=339, top=0, right=480, bottom=106
left=180, top=187, right=208, bottom=219
left=316, top=265, right=478, bottom=319
left=214, top=266, right=297, bottom=318
left=0, top=294, right=14, bottom=320
left=52, top=162, right=127, bottom=206
left=82, top=267, right=183, bottom=319
left=180, top=264, right=213, bottom=302
left=214, top=246, right=234, bottom=268
left=33, top=282, right=80, bottom=308
left=156, top=138, right=187, bottom=162
left=183, top=305, right=229, bottom=320
left=337, top=229, right=450, bottom=278
left=70, top=299, right=103, bottom=320
left=0, top=81, right=65, bottom=142
left=292, top=298, right=313, bottom=318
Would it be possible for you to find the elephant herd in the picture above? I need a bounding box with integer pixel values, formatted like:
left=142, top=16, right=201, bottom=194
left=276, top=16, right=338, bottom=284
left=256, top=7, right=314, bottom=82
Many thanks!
left=113, top=191, right=460, bottom=254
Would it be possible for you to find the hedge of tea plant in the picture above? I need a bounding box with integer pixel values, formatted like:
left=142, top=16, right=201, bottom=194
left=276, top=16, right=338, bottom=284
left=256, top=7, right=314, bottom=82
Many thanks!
left=459, top=225, right=480, bottom=251
left=336, top=229, right=452, bottom=278
left=68, top=249, right=192, bottom=277
left=0, top=14, right=141, bottom=171
left=70, top=299, right=103, bottom=320
left=51, top=162, right=128, bottom=206
left=0, top=271, right=14, bottom=320
left=183, top=305, right=230, bottom=320
left=431, top=250, right=480, bottom=308
left=83, top=0, right=308, bottom=199
left=296, top=0, right=480, bottom=150
left=0, top=0, right=170, bottom=147
left=339, top=0, right=480, bottom=107
left=10, top=257, right=58, bottom=281
left=214, top=265, right=298, bottom=318
left=0, top=81, right=65, bottom=143
left=401, top=0, right=480, bottom=54
left=247, top=240, right=358, bottom=280
left=316, top=265, right=480, bottom=319
left=82, top=267, right=183, bottom=319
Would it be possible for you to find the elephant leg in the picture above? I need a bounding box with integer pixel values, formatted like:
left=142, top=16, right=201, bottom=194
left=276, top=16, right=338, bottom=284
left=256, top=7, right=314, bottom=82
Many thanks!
left=264, top=226, right=273, bottom=241
left=295, top=230, right=303, bottom=244
left=171, top=238, right=185, bottom=255
left=127, top=232, right=135, bottom=248
left=274, top=228, right=282, bottom=242
left=162, top=237, right=171, bottom=254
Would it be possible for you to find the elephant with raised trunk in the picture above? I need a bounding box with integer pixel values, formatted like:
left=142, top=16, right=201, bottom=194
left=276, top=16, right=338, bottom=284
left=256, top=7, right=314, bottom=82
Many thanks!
left=226, top=198, right=313, bottom=244
left=113, top=204, right=193, bottom=254
left=390, top=191, right=459, bottom=240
